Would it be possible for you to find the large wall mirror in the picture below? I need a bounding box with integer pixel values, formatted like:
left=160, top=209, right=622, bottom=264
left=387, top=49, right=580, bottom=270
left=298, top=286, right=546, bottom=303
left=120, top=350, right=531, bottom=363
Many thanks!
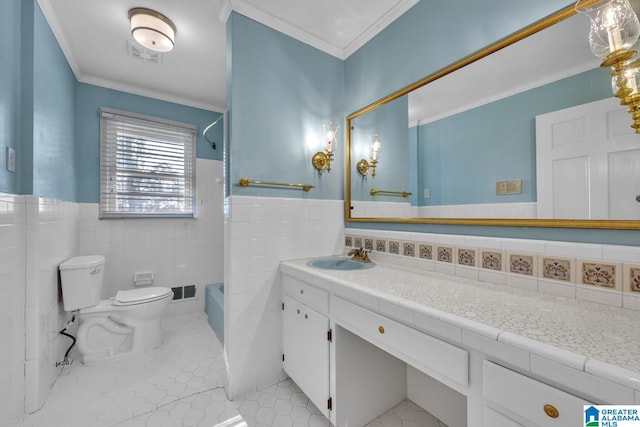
left=346, top=4, right=640, bottom=229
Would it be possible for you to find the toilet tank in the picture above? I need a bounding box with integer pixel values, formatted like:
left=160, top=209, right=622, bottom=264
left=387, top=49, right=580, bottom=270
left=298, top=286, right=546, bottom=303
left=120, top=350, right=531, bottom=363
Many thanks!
left=59, top=255, right=106, bottom=311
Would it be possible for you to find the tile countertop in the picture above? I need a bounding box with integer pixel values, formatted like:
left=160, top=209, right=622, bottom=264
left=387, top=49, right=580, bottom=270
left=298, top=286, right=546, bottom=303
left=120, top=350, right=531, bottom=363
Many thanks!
left=280, top=257, right=640, bottom=391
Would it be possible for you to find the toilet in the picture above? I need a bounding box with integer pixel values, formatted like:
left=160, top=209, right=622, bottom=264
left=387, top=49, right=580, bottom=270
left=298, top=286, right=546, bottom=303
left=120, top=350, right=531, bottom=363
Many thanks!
left=59, top=255, right=173, bottom=364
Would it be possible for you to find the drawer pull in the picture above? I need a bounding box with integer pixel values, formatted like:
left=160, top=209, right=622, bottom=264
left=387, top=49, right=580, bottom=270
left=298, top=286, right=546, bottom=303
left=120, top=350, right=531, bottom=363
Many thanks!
left=543, top=404, right=559, bottom=419
left=305, top=314, right=308, bottom=319
left=297, top=309, right=300, bottom=314
left=300, top=289, right=304, bottom=294
left=378, top=326, right=385, bottom=334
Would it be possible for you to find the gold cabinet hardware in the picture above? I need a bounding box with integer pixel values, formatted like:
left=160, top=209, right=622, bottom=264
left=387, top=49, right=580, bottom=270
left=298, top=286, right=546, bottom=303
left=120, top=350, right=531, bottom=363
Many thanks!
left=378, top=326, right=385, bottom=334
left=543, top=404, right=559, bottom=418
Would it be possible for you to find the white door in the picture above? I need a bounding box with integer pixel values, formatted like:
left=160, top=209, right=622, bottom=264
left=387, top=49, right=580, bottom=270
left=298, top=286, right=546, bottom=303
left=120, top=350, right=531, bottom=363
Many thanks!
left=536, top=97, right=640, bottom=219
left=282, top=295, right=330, bottom=418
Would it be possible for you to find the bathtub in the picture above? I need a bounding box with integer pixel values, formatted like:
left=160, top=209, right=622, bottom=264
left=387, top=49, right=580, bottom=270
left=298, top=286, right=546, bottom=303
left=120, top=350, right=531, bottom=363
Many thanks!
left=205, top=283, right=224, bottom=344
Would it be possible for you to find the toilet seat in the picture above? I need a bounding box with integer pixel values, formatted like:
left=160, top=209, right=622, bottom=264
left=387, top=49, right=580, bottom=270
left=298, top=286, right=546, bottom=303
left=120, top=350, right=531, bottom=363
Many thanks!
left=113, top=287, right=173, bottom=306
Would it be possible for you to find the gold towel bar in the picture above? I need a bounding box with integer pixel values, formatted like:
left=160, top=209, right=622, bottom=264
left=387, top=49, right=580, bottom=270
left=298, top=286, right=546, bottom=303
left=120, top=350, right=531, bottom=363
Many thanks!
left=370, top=188, right=412, bottom=198
left=239, top=177, right=314, bottom=192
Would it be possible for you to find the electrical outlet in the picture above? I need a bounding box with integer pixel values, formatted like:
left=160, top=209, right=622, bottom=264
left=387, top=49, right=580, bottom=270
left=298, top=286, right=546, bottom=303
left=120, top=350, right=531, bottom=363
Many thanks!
left=423, top=188, right=430, bottom=199
left=496, top=179, right=522, bottom=195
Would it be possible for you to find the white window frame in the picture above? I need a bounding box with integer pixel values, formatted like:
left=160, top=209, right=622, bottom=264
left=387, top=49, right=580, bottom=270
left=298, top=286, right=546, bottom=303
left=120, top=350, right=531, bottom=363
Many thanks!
left=99, top=108, right=196, bottom=219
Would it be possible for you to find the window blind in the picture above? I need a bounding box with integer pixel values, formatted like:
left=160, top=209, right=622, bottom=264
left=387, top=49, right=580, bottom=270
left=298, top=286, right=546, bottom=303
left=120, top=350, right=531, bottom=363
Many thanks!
left=100, top=109, right=196, bottom=218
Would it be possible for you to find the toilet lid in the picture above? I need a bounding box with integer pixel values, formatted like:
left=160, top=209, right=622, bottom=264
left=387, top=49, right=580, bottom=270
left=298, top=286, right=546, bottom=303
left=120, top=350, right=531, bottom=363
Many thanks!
left=113, top=287, right=173, bottom=306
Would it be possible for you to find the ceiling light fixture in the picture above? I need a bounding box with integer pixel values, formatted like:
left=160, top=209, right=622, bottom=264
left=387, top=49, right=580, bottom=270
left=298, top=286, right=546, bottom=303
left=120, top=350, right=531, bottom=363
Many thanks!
left=128, top=8, right=176, bottom=53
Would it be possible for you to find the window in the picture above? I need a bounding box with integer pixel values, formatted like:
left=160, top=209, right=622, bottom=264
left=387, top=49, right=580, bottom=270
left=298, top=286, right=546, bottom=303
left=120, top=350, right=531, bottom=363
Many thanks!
left=100, top=108, right=196, bottom=218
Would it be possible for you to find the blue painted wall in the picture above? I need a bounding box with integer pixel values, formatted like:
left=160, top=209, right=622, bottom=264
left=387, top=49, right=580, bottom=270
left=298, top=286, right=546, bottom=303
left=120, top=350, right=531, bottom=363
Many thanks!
left=76, top=83, right=222, bottom=203
left=6, top=1, right=221, bottom=203
left=345, top=1, right=640, bottom=245
left=227, top=13, right=344, bottom=200
left=418, top=67, right=611, bottom=206
left=0, top=0, right=20, bottom=194
left=351, top=95, right=408, bottom=201
left=31, top=3, right=77, bottom=201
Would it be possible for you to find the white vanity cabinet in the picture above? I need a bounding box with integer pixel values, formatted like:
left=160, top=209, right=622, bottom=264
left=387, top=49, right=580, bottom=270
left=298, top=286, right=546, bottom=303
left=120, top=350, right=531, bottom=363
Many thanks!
left=281, top=276, right=331, bottom=418
left=482, top=361, right=592, bottom=427
left=280, top=259, right=640, bottom=427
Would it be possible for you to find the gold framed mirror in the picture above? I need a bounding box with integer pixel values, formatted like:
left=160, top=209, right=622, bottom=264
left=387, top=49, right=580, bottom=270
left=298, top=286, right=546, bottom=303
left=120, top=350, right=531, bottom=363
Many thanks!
left=346, top=3, right=640, bottom=230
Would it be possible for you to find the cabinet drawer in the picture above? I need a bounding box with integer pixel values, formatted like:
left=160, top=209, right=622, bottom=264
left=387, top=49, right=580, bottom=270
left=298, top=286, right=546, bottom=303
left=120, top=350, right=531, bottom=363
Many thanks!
left=483, top=361, right=592, bottom=427
left=333, top=296, right=468, bottom=387
left=282, top=274, right=329, bottom=314
left=483, top=406, right=523, bottom=427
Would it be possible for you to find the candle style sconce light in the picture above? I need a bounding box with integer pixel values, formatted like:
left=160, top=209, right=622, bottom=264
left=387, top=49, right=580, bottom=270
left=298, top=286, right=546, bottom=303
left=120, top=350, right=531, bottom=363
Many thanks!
left=576, top=0, right=640, bottom=131
left=357, top=135, right=382, bottom=177
left=312, top=123, right=339, bottom=172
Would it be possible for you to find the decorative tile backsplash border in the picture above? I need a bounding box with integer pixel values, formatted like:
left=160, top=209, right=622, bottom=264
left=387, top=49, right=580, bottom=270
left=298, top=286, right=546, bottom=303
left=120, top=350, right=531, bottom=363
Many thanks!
left=344, top=229, right=640, bottom=311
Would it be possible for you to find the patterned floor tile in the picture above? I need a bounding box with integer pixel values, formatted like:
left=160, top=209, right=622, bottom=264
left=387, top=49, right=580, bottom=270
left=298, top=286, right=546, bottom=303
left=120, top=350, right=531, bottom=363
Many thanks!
left=20, top=313, right=445, bottom=427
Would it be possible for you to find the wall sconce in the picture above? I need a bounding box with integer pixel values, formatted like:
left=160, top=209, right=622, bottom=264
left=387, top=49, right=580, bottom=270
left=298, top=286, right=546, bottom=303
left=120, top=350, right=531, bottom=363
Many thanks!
left=357, top=135, right=381, bottom=177
left=312, top=123, right=338, bottom=172
left=129, top=8, right=177, bottom=53
left=576, top=0, right=640, bottom=131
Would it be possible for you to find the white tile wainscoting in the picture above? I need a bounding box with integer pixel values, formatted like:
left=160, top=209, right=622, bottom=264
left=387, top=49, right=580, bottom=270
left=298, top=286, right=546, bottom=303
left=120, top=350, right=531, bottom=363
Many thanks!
left=0, top=159, right=224, bottom=427
left=346, top=228, right=640, bottom=310
left=224, top=196, right=345, bottom=400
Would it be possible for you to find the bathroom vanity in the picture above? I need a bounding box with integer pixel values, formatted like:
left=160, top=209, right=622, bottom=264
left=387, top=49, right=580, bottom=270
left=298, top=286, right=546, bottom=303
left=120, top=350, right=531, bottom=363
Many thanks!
left=280, top=257, right=640, bottom=427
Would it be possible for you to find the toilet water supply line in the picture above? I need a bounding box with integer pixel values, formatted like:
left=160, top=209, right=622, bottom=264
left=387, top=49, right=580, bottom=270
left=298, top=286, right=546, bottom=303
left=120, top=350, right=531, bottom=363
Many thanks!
left=57, top=312, right=77, bottom=367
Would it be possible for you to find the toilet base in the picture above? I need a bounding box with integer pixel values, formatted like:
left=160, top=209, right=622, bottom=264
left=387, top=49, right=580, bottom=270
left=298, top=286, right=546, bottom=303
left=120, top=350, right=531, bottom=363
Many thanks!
left=76, top=315, right=165, bottom=364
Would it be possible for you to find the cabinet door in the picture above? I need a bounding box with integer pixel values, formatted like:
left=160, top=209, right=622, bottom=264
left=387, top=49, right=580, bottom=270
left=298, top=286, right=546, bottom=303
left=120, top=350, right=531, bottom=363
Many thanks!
left=283, top=294, right=330, bottom=418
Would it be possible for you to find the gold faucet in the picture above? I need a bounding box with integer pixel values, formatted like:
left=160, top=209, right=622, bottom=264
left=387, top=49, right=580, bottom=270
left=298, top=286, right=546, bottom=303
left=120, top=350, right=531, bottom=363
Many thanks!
left=347, top=248, right=371, bottom=263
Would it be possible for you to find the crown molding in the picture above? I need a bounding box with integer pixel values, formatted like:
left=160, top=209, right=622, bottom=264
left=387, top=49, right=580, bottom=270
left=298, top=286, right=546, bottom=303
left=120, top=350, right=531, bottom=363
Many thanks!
left=79, top=75, right=225, bottom=113
left=37, top=0, right=83, bottom=80
left=343, top=0, right=419, bottom=58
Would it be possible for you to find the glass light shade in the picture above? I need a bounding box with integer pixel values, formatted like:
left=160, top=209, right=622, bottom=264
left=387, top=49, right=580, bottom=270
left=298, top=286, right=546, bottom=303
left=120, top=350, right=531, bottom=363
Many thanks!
left=370, top=135, right=381, bottom=161
left=129, top=8, right=176, bottom=53
left=612, top=65, right=639, bottom=94
left=576, top=0, right=640, bottom=58
left=324, top=123, right=338, bottom=153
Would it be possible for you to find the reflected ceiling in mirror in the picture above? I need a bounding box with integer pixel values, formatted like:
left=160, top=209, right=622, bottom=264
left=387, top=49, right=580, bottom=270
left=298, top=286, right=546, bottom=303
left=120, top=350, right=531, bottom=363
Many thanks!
left=345, top=4, right=640, bottom=229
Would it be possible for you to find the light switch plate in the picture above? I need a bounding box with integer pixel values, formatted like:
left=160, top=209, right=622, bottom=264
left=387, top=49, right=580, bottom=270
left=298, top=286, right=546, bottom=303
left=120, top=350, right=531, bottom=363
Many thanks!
left=6, top=147, right=15, bottom=172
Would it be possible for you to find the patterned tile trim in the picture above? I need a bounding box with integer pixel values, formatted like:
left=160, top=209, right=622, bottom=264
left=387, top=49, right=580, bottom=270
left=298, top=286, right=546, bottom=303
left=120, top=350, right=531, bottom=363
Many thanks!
left=481, top=250, right=503, bottom=271
left=457, top=247, right=476, bottom=267
left=508, top=253, right=536, bottom=276
left=344, top=232, right=635, bottom=309
left=403, top=242, right=416, bottom=257
left=581, top=262, right=618, bottom=289
left=364, top=238, right=374, bottom=251
left=419, top=244, right=433, bottom=260
left=625, top=264, right=640, bottom=293
left=540, top=256, right=574, bottom=283
left=353, top=237, right=363, bottom=249
left=437, top=246, right=453, bottom=263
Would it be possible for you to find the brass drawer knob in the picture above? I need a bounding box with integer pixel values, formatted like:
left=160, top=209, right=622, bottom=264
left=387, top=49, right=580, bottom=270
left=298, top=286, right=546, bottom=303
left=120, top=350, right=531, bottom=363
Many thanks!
left=544, top=404, right=559, bottom=418
left=378, top=326, right=385, bottom=334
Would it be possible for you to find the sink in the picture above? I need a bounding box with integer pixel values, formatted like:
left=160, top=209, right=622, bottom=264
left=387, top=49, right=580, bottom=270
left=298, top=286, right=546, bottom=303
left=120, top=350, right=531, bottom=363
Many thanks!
left=307, top=257, right=375, bottom=271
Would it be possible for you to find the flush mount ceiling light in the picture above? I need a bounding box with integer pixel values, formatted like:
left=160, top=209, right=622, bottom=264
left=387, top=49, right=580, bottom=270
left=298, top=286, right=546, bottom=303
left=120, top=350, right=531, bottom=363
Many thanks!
left=128, top=7, right=176, bottom=53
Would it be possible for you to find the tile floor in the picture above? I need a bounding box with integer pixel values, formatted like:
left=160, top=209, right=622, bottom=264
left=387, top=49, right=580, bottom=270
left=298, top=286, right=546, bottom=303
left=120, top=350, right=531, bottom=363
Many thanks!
left=21, top=313, right=446, bottom=427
